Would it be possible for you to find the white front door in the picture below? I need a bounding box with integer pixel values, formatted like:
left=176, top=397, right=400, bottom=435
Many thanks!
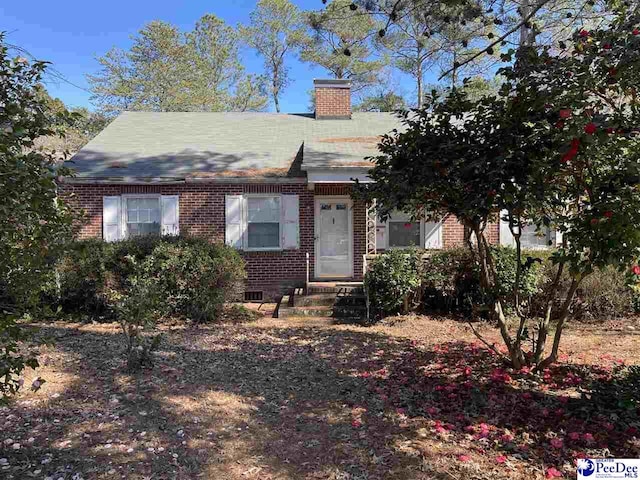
left=315, top=197, right=353, bottom=278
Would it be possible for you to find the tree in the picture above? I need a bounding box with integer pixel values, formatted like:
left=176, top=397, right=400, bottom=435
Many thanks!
left=88, top=16, right=268, bottom=114
left=0, top=34, right=76, bottom=401
left=376, top=4, right=493, bottom=106
left=299, top=0, right=387, bottom=92
left=358, top=4, right=640, bottom=369
left=325, top=0, right=604, bottom=82
left=34, top=87, right=110, bottom=154
left=240, top=0, right=304, bottom=113
left=354, top=90, right=406, bottom=112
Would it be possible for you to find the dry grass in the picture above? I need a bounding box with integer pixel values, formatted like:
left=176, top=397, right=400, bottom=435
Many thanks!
left=1, top=315, right=639, bottom=479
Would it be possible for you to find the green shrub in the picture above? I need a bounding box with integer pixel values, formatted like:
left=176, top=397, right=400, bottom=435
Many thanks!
left=364, top=249, right=422, bottom=319
left=139, top=238, right=246, bottom=322
left=421, top=246, right=546, bottom=316
left=55, top=235, right=246, bottom=323
left=591, top=365, right=640, bottom=415
left=419, top=246, right=634, bottom=320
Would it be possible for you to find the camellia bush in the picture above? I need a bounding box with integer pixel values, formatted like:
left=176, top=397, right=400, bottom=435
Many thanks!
left=358, top=4, right=640, bottom=369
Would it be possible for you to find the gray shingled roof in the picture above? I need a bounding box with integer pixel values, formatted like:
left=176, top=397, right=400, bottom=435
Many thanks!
left=69, top=111, right=402, bottom=179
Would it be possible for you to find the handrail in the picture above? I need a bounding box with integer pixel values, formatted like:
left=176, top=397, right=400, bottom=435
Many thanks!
left=363, top=253, right=370, bottom=322
left=305, top=252, right=310, bottom=295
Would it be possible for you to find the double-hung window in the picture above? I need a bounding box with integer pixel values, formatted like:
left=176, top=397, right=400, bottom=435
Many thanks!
left=387, top=211, right=421, bottom=248
left=125, top=197, right=161, bottom=237
left=499, top=210, right=555, bottom=249
left=225, top=194, right=299, bottom=251
left=246, top=196, right=281, bottom=250
left=520, top=224, right=553, bottom=248
left=375, top=208, right=443, bottom=250
left=102, top=195, right=179, bottom=242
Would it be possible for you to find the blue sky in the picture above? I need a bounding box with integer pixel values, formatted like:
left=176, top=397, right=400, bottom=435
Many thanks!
left=1, top=0, right=416, bottom=113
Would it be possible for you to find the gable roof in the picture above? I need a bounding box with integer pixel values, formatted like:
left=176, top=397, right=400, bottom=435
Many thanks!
left=69, top=111, right=402, bottom=180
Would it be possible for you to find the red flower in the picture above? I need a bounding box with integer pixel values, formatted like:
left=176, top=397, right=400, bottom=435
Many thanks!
left=351, top=419, right=362, bottom=428
left=632, top=265, right=640, bottom=275
left=603, top=43, right=612, bottom=50
left=546, top=467, right=563, bottom=478
left=555, top=120, right=565, bottom=129
left=571, top=138, right=580, bottom=149
left=634, top=29, right=640, bottom=36
left=609, top=67, right=617, bottom=76
left=550, top=438, right=564, bottom=449
left=606, top=127, right=616, bottom=134
left=590, top=218, right=599, bottom=226
left=495, top=455, right=507, bottom=464
left=584, top=122, right=597, bottom=135
left=559, top=109, right=572, bottom=119
left=458, top=454, right=471, bottom=462
left=579, top=30, right=589, bottom=37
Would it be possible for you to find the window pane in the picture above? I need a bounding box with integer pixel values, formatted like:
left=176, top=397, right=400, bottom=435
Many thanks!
left=520, top=224, right=550, bottom=248
left=248, top=223, right=279, bottom=248
left=127, top=222, right=160, bottom=237
left=247, top=197, right=279, bottom=223
left=389, top=222, right=421, bottom=247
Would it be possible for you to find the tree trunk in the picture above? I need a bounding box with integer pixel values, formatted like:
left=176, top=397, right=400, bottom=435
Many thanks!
left=469, top=224, right=521, bottom=367
left=273, top=92, right=281, bottom=113
left=539, top=276, right=582, bottom=369
left=416, top=51, right=423, bottom=108
left=533, top=261, right=565, bottom=365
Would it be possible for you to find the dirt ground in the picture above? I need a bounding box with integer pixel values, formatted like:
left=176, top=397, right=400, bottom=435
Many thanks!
left=1, top=315, right=639, bottom=480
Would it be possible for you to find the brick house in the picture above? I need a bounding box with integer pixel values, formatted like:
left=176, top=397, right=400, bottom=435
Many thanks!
left=62, top=79, right=548, bottom=300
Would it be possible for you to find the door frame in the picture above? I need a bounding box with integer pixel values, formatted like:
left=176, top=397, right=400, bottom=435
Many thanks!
left=314, top=195, right=354, bottom=279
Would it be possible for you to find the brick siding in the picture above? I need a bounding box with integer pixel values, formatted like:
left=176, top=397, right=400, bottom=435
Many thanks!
left=315, top=87, right=351, bottom=119
left=61, top=182, right=502, bottom=300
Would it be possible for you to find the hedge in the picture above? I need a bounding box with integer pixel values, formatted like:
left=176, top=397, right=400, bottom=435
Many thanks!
left=365, top=246, right=637, bottom=321
left=53, top=235, right=246, bottom=322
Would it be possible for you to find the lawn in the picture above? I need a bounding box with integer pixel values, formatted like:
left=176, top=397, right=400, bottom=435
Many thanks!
left=1, top=315, right=639, bottom=480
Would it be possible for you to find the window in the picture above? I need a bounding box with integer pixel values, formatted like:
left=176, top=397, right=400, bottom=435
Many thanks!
left=125, top=197, right=161, bottom=237
left=103, top=195, right=179, bottom=242
left=246, top=196, right=280, bottom=249
left=520, top=224, right=552, bottom=248
left=387, top=210, right=421, bottom=248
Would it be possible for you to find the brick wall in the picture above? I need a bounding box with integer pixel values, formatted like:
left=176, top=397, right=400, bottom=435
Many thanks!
left=440, top=214, right=500, bottom=248
left=61, top=182, right=504, bottom=299
left=62, top=182, right=315, bottom=299
left=62, top=181, right=372, bottom=299
left=315, top=87, right=351, bottom=119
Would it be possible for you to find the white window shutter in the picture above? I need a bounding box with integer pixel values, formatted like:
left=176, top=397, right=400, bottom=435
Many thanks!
left=225, top=195, right=244, bottom=249
left=499, top=209, right=516, bottom=247
left=424, top=220, right=443, bottom=249
left=161, top=195, right=180, bottom=236
left=103, top=196, right=122, bottom=242
left=281, top=194, right=300, bottom=249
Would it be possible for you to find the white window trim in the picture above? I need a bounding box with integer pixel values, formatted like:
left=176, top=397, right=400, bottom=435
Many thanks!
left=121, top=193, right=162, bottom=239
left=243, top=194, right=282, bottom=252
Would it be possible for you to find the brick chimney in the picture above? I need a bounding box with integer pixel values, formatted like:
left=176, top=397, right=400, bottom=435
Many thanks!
left=314, top=79, right=351, bottom=120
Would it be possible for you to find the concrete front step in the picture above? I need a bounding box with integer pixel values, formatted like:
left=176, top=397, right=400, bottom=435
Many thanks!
left=279, top=305, right=334, bottom=318
left=279, top=305, right=367, bottom=318
left=293, top=294, right=338, bottom=307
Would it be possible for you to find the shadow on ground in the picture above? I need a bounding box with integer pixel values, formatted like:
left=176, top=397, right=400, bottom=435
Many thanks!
left=1, top=320, right=638, bottom=479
